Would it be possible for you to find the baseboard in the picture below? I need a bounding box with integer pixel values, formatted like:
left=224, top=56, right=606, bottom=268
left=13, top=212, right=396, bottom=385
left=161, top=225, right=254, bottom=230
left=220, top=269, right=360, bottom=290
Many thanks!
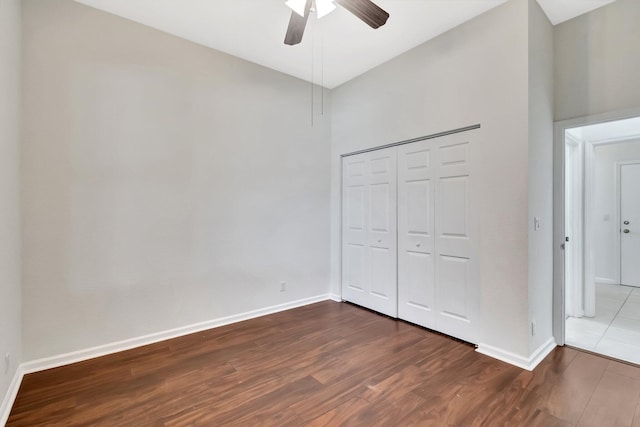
left=527, top=338, right=558, bottom=370
left=20, top=294, right=333, bottom=376
left=476, top=337, right=557, bottom=371
left=0, top=366, right=24, bottom=426
left=595, top=277, right=618, bottom=285
left=328, top=293, right=342, bottom=302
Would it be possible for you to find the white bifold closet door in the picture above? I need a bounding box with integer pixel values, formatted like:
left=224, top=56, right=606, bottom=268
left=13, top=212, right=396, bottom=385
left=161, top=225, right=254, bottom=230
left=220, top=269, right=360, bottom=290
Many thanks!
left=341, top=129, right=478, bottom=343
left=342, top=148, right=398, bottom=317
left=397, top=131, right=479, bottom=343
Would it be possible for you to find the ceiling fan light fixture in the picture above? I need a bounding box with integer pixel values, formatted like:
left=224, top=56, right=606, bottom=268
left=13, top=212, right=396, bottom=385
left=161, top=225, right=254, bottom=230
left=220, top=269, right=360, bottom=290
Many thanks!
left=284, top=0, right=389, bottom=46
left=315, top=0, right=336, bottom=18
left=285, top=0, right=307, bottom=17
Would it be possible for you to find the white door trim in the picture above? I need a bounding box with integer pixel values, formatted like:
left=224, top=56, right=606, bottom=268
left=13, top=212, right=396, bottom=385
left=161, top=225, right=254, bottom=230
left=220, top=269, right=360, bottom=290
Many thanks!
left=553, top=107, right=640, bottom=345
left=563, top=134, right=585, bottom=319
left=583, top=141, right=596, bottom=317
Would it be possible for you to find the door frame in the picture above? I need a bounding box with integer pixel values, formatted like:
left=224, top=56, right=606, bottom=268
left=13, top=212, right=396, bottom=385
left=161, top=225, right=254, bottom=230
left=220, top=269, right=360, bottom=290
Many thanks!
left=563, top=134, right=585, bottom=319
left=617, top=160, right=640, bottom=286
left=553, top=107, right=640, bottom=345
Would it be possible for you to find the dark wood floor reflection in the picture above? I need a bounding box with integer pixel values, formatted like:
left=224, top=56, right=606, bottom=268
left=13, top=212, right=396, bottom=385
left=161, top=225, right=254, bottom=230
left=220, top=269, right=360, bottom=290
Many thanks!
left=8, top=301, right=640, bottom=426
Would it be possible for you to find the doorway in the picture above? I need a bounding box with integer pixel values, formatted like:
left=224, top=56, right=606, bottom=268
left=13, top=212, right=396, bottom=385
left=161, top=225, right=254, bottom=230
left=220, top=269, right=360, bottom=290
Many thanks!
left=555, top=114, right=640, bottom=365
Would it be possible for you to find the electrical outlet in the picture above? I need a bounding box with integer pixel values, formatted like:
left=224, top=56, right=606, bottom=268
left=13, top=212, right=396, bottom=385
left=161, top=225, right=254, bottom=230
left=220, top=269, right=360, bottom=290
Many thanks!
left=4, top=353, right=10, bottom=374
left=280, top=281, right=286, bottom=292
left=531, top=321, right=537, bottom=336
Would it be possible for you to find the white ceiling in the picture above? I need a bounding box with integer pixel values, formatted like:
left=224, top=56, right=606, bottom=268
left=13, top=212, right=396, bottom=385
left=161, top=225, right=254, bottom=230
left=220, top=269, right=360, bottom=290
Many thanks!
left=74, top=0, right=617, bottom=89
left=567, top=116, right=640, bottom=144
left=536, top=0, right=616, bottom=25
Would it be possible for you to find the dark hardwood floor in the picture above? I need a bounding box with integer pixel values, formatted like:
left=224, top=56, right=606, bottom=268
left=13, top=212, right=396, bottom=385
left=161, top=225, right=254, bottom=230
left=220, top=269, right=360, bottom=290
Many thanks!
left=8, top=301, right=640, bottom=426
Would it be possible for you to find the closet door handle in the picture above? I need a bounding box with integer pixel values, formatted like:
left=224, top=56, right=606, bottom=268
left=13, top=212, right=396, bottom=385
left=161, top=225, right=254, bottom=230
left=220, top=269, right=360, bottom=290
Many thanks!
left=416, top=242, right=421, bottom=247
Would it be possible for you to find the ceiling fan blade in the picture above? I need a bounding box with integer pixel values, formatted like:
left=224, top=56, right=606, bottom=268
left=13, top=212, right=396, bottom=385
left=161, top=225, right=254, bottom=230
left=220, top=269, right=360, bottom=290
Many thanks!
left=284, top=0, right=312, bottom=45
left=335, top=0, right=389, bottom=29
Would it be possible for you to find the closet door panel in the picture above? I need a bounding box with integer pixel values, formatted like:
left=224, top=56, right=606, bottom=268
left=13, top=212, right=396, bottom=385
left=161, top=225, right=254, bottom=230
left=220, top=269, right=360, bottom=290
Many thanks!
left=341, top=148, right=397, bottom=318
left=369, top=181, right=394, bottom=301
left=370, top=246, right=394, bottom=299
left=403, top=251, right=434, bottom=311
left=367, top=149, right=397, bottom=315
left=438, top=255, right=470, bottom=321
left=344, top=243, right=366, bottom=292
left=405, top=180, right=432, bottom=248
left=369, top=182, right=391, bottom=244
left=343, top=156, right=366, bottom=298
left=438, top=175, right=472, bottom=256
left=343, top=156, right=367, bottom=301
left=434, top=133, right=479, bottom=343
left=398, top=141, right=436, bottom=328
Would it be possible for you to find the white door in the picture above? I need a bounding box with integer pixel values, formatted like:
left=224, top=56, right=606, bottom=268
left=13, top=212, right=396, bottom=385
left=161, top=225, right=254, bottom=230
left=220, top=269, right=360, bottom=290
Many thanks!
left=342, top=149, right=398, bottom=317
left=397, top=131, right=479, bottom=343
left=397, top=140, right=436, bottom=329
left=621, top=163, right=640, bottom=287
left=433, top=133, right=479, bottom=343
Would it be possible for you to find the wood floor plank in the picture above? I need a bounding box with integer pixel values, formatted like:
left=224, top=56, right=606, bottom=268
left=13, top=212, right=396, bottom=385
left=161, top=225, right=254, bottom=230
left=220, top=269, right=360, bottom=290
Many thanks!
left=291, top=337, right=432, bottom=423
left=163, top=375, right=321, bottom=426
left=516, top=344, right=580, bottom=392
left=529, top=350, right=609, bottom=424
left=7, top=300, right=640, bottom=426
left=633, top=399, right=640, bottom=427
left=332, top=391, right=429, bottom=427
left=463, top=380, right=532, bottom=426
left=521, top=409, right=574, bottom=427
left=608, top=359, right=640, bottom=381
left=305, top=397, right=372, bottom=426
left=577, top=371, right=640, bottom=427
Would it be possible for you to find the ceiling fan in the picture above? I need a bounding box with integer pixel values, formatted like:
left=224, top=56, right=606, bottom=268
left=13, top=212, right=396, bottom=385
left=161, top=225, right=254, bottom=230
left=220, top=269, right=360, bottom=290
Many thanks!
left=284, top=0, right=390, bottom=46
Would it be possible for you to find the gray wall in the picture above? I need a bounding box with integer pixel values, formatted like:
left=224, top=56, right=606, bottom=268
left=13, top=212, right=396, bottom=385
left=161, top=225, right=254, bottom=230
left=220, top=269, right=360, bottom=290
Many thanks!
left=21, top=0, right=331, bottom=361
left=527, top=0, right=554, bottom=353
left=555, top=0, right=640, bottom=120
left=331, top=0, right=532, bottom=357
left=0, top=0, right=22, bottom=409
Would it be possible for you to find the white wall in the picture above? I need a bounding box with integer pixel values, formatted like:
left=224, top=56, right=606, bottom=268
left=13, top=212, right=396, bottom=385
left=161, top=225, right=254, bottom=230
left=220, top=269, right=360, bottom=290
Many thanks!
left=527, top=0, right=554, bottom=353
left=554, top=0, right=640, bottom=121
left=331, top=0, right=532, bottom=357
left=593, top=139, right=640, bottom=283
left=0, top=0, right=22, bottom=409
left=21, top=0, right=331, bottom=361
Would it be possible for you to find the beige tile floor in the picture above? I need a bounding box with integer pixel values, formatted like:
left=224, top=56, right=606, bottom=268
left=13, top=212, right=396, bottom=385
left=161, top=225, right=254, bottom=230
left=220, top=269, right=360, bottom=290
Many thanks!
left=566, top=283, right=640, bottom=365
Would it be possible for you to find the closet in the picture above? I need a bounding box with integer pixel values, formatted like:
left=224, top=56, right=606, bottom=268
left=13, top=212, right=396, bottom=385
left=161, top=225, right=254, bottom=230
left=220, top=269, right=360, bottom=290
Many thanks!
left=341, top=129, right=479, bottom=344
